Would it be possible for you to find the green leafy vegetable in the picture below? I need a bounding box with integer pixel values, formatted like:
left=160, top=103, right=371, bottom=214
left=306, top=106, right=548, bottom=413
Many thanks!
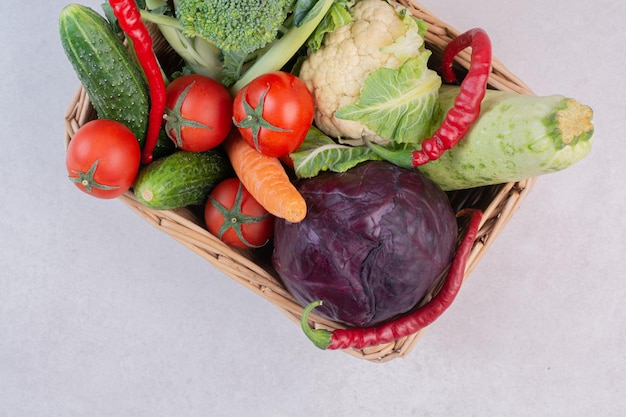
left=307, top=2, right=353, bottom=52
left=137, top=0, right=335, bottom=89
left=291, top=86, right=595, bottom=190
left=334, top=53, right=442, bottom=144
left=175, top=0, right=297, bottom=55
left=291, top=127, right=380, bottom=178
left=299, top=0, right=440, bottom=145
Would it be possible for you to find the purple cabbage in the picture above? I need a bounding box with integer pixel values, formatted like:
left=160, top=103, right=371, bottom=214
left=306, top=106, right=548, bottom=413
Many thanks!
left=272, top=161, right=458, bottom=327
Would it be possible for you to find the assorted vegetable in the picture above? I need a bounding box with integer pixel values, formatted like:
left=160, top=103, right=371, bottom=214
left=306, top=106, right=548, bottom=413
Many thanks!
left=299, top=0, right=442, bottom=146
left=223, top=133, right=307, bottom=224
left=164, top=74, right=233, bottom=152
left=137, top=0, right=335, bottom=91
left=133, top=150, right=230, bottom=210
left=66, top=119, right=141, bottom=199
left=369, top=27, right=493, bottom=166
left=414, top=87, right=594, bottom=190
left=301, top=208, right=483, bottom=350
left=60, top=0, right=595, bottom=352
left=205, top=178, right=274, bottom=249
left=273, top=161, right=458, bottom=328
left=233, top=71, right=315, bottom=157
left=176, top=0, right=296, bottom=55
left=108, top=0, right=166, bottom=165
left=59, top=4, right=150, bottom=145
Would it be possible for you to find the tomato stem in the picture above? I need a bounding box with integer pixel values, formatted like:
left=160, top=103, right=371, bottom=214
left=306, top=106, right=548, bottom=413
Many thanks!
left=69, top=159, right=120, bottom=193
left=209, top=181, right=271, bottom=248
left=164, top=81, right=212, bottom=148
left=233, top=83, right=292, bottom=152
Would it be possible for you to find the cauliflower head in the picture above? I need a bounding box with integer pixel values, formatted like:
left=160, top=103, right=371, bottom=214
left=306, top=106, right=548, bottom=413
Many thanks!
left=300, top=0, right=437, bottom=145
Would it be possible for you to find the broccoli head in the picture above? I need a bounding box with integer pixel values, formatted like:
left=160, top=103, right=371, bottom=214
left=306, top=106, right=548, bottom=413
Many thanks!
left=176, top=0, right=297, bottom=55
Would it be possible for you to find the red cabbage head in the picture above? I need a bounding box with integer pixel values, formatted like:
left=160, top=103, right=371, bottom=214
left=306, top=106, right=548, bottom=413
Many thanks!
left=272, top=161, right=458, bottom=327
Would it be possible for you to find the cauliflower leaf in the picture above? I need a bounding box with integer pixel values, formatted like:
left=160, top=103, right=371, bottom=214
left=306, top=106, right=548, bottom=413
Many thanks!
left=334, top=52, right=442, bottom=144
left=291, top=127, right=381, bottom=178
left=307, top=2, right=354, bottom=52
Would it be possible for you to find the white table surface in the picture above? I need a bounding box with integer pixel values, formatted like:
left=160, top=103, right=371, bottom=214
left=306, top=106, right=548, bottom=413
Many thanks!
left=2, top=0, right=624, bottom=415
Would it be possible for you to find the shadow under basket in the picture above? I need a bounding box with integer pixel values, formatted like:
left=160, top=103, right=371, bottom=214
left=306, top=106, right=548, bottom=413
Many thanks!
left=63, top=0, right=536, bottom=362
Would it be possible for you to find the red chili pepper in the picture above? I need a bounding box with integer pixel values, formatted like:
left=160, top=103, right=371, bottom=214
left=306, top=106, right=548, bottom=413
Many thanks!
left=367, top=28, right=492, bottom=168
left=301, top=208, right=483, bottom=350
left=109, top=0, right=166, bottom=165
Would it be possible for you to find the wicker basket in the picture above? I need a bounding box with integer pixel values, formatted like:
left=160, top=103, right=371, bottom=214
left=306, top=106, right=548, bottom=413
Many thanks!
left=63, top=0, right=536, bottom=362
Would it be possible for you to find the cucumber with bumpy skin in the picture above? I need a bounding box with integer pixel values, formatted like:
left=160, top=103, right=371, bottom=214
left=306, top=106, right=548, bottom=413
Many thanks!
left=133, top=150, right=231, bottom=210
left=417, top=86, right=594, bottom=190
left=60, top=4, right=149, bottom=142
left=59, top=4, right=174, bottom=158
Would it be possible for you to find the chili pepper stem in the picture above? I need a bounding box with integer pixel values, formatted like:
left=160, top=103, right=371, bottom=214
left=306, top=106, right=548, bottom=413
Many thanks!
left=300, top=300, right=333, bottom=350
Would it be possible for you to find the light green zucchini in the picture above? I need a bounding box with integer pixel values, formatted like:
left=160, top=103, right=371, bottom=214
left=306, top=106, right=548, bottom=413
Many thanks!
left=417, top=85, right=594, bottom=190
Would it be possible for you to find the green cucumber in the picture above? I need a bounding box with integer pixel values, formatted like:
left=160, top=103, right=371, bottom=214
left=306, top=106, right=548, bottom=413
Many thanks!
left=60, top=4, right=149, bottom=142
left=59, top=4, right=174, bottom=159
left=417, top=85, right=594, bottom=190
left=133, top=150, right=231, bottom=210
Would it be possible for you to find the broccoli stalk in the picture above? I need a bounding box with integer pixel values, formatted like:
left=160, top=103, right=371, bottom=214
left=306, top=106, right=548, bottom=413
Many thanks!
left=230, top=0, right=335, bottom=94
left=137, top=0, right=335, bottom=92
left=139, top=1, right=223, bottom=81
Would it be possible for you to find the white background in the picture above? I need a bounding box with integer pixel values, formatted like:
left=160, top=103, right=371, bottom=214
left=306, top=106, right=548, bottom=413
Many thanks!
left=2, top=0, right=625, bottom=415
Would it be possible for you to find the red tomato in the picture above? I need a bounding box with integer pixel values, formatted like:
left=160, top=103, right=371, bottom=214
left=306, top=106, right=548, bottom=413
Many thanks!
left=164, top=74, right=233, bottom=152
left=233, top=71, right=314, bottom=157
left=66, top=119, right=141, bottom=199
left=204, top=178, right=274, bottom=249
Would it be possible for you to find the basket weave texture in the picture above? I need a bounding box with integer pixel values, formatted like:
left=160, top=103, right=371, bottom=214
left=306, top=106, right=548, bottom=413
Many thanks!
left=64, top=0, right=536, bottom=362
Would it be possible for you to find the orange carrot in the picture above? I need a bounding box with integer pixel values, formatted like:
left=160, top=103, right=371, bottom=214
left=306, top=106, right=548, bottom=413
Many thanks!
left=223, top=132, right=307, bottom=223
